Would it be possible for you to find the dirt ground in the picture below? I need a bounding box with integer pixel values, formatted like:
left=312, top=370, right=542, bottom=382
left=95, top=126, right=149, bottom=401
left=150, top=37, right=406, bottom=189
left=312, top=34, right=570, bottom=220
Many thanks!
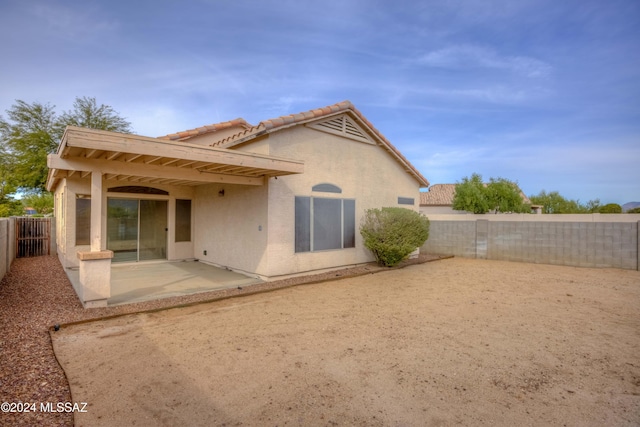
left=51, top=258, right=640, bottom=426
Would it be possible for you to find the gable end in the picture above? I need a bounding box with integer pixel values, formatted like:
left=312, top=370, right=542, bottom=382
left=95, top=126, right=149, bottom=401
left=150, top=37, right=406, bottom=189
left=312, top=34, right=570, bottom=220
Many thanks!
left=306, top=114, right=374, bottom=145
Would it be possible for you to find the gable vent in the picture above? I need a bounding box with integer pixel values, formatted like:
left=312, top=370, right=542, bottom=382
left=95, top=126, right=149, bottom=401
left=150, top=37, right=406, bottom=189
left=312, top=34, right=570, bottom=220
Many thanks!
left=308, top=115, right=374, bottom=144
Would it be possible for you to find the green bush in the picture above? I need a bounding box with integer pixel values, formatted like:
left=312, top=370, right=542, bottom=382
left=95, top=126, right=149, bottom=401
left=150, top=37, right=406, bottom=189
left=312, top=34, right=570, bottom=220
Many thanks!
left=599, top=203, right=622, bottom=213
left=360, top=207, right=430, bottom=267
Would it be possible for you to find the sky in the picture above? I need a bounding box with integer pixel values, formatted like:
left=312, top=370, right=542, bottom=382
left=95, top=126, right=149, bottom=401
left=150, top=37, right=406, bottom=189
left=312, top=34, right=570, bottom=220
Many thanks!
left=0, top=0, right=638, bottom=204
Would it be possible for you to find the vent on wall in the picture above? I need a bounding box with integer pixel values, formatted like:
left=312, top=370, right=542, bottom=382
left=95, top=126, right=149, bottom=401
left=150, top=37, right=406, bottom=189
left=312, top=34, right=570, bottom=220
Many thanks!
left=307, top=114, right=374, bottom=144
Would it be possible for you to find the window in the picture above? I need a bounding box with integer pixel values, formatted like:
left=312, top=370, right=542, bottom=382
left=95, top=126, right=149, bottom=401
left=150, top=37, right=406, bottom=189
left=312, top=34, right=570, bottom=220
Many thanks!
left=76, top=196, right=91, bottom=245
left=398, top=197, right=415, bottom=205
left=175, top=199, right=192, bottom=242
left=108, top=186, right=169, bottom=195
left=295, top=196, right=355, bottom=252
left=312, top=183, right=342, bottom=193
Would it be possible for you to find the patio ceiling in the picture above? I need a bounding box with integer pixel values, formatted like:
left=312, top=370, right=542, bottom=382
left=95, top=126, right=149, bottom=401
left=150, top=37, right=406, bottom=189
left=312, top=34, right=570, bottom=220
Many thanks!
left=46, top=126, right=304, bottom=190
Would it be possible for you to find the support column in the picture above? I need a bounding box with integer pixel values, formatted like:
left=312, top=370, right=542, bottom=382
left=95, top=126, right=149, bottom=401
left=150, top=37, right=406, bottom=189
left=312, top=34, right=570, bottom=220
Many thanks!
left=77, top=171, right=113, bottom=308
left=90, top=170, right=103, bottom=251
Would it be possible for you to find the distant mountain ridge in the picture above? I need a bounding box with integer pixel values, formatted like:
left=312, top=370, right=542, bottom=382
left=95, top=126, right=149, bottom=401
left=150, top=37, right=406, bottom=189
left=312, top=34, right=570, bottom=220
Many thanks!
left=622, top=202, right=640, bottom=212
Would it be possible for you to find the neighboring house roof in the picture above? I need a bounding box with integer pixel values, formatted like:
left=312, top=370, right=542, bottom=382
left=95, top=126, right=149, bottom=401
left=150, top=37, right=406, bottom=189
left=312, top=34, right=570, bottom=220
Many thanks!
left=420, top=184, right=457, bottom=206
left=168, top=100, right=429, bottom=187
left=420, top=183, right=533, bottom=206
left=158, top=118, right=251, bottom=141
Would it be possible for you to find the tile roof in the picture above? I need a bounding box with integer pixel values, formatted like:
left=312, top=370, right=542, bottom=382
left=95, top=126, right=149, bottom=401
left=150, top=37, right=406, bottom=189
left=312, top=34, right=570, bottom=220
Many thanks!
left=158, top=118, right=251, bottom=141
left=420, top=184, right=457, bottom=206
left=210, top=100, right=429, bottom=187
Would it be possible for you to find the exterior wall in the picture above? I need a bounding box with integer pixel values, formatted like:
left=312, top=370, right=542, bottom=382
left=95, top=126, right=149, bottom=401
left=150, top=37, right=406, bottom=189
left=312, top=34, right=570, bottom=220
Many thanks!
left=421, top=214, right=640, bottom=270
left=53, top=176, right=196, bottom=270
left=194, top=183, right=269, bottom=277
left=261, top=125, right=423, bottom=278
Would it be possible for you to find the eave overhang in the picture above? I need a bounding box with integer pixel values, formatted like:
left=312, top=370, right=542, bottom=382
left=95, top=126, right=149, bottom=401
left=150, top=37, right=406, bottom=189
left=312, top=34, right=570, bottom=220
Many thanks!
left=46, top=126, right=304, bottom=191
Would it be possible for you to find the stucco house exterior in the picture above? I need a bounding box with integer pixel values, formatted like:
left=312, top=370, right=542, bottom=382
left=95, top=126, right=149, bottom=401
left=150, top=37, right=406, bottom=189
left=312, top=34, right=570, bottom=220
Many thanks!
left=47, top=101, right=429, bottom=307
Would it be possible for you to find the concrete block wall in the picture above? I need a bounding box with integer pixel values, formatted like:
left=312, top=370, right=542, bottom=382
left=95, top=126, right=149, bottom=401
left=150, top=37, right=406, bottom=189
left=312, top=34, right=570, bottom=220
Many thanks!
left=422, top=215, right=640, bottom=270
left=424, top=220, right=477, bottom=259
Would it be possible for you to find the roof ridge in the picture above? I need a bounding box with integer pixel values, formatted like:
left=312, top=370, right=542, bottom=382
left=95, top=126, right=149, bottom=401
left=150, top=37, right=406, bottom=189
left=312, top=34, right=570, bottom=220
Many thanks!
left=158, top=118, right=252, bottom=141
left=210, top=100, right=428, bottom=186
left=211, top=100, right=354, bottom=148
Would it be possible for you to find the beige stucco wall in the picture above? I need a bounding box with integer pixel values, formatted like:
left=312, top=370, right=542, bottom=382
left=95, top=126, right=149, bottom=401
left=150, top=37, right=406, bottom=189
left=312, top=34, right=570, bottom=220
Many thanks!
left=193, top=183, right=269, bottom=277
left=261, top=124, right=422, bottom=278
left=191, top=122, right=423, bottom=279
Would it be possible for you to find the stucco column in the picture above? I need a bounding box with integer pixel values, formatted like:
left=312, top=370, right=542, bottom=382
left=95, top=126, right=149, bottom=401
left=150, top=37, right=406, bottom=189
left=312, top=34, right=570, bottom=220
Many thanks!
left=90, top=171, right=103, bottom=251
left=76, top=170, right=113, bottom=308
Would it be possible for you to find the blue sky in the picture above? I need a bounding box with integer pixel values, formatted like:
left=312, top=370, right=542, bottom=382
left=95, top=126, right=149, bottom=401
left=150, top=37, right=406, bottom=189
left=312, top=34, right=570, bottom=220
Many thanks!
left=1, top=0, right=638, bottom=204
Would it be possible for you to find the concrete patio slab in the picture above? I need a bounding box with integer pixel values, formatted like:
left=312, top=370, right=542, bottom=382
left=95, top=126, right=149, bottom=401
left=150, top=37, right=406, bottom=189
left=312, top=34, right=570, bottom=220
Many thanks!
left=65, top=260, right=263, bottom=306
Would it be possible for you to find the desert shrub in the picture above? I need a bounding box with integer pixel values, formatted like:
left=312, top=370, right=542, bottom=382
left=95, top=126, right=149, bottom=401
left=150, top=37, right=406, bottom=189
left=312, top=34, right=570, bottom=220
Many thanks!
left=360, top=207, right=430, bottom=267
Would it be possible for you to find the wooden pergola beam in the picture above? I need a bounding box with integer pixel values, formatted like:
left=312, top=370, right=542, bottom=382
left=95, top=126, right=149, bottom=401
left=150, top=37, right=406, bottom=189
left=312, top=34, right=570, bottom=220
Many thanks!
left=48, top=155, right=265, bottom=186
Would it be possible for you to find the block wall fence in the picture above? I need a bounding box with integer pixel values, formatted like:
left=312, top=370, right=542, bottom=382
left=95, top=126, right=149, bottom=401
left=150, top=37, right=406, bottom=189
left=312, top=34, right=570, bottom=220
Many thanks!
left=0, top=217, right=16, bottom=282
left=420, top=214, right=640, bottom=271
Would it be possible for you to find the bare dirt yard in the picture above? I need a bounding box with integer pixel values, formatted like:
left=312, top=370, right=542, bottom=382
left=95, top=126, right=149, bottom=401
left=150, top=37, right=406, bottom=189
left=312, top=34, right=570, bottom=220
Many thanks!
left=50, top=258, right=639, bottom=426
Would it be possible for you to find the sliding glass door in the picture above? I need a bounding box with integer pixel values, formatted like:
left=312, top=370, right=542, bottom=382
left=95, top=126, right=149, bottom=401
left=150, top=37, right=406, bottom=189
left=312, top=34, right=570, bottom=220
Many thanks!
left=107, top=198, right=167, bottom=262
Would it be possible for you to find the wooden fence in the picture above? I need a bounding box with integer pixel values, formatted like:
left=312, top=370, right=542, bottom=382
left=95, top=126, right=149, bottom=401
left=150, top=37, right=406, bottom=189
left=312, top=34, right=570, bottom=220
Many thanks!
left=15, top=217, right=51, bottom=258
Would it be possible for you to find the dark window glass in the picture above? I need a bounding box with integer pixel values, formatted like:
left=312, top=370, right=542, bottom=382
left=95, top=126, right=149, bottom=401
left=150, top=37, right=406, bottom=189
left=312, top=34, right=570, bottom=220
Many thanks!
left=175, top=199, right=191, bottom=242
left=295, top=196, right=356, bottom=252
left=108, top=186, right=169, bottom=195
left=313, top=198, right=342, bottom=250
left=295, top=197, right=311, bottom=252
left=76, top=197, right=91, bottom=245
left=398, top=197, right=415, bottom=205
left=343, top=199, right=355, bottom=248
left=312, top=183, right=342, bottom=193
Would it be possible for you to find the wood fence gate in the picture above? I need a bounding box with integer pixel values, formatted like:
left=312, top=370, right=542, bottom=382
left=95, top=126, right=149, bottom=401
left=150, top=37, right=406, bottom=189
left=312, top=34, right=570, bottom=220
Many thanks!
left=16, top=217, right=51, bottom=258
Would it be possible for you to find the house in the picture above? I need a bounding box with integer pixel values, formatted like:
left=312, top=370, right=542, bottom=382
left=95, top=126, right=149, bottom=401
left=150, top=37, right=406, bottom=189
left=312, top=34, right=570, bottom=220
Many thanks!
left=46, top=100, right=429, bottom=307
left=420, top=183, right=542, bottom=214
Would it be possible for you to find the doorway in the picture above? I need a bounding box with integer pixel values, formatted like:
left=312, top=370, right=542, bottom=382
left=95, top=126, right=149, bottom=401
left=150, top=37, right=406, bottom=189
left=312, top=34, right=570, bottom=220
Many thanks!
left=107, top=198, right=168, bottom=263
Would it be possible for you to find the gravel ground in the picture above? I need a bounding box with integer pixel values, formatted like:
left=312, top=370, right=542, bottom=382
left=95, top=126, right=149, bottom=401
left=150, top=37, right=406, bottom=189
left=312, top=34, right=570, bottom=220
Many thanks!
left=0, top=254, right=442, bottom=426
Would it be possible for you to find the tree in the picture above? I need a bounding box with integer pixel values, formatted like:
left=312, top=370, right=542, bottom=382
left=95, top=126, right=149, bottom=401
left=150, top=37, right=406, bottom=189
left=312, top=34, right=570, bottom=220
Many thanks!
left=0, top=197, right=22, bottom=218
left=21, top=192, right=54, bottom=216
left=585, top=199, right=601, bottom=213
left=0, top=100, right=59, bottom=193
left=599, top=203, right=622, bottom=214
left=528, top=191, right=605, bottom=214
left=452, top=173, right=530, bottom=214
left=627, top=207, right=640, bottom=214
left=0, top=97, right=132, bottom=207
left=485, top=177, right=531, bottom=213
left=360, top=207, right=430, bottom=267
left=452, top=173, right=490, bottom=214
left=58, top=96, right=132, bottom=134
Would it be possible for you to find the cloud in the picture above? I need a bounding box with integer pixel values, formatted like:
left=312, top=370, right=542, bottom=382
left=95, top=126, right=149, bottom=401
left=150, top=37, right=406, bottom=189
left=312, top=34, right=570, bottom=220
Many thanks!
left=419, top=44, right=552, bottom=78
left=29, top=1, right=118, bottom=41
